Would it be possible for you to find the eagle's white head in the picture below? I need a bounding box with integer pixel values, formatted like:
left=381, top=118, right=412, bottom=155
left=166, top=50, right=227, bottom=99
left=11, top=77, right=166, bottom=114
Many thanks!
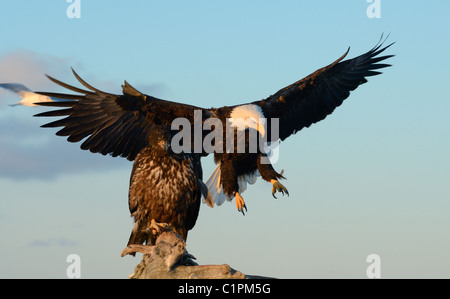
left=229, top=104, right=266, bottom=137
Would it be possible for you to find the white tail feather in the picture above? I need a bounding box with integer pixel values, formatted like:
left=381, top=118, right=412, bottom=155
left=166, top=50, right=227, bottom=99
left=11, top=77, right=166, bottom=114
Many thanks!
left=205, top=164, right=228, bottom=206
left=205, top=163, right=259, bottom=207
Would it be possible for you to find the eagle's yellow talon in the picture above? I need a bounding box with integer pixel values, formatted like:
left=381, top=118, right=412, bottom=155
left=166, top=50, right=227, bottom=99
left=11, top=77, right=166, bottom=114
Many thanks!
left=149, top=219, right=170, bottom=236
left=235, top=192, right=247, bottom=215
left=270, top=179, right=289, bottom=198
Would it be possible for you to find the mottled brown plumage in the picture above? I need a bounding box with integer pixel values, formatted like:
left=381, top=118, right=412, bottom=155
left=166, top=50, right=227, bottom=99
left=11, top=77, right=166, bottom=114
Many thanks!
left=126, top=126, right=209, bottom=248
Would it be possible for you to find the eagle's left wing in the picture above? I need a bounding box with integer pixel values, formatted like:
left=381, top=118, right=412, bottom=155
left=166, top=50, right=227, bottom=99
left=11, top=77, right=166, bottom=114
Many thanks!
left=253, top=36, right=394, bottom=142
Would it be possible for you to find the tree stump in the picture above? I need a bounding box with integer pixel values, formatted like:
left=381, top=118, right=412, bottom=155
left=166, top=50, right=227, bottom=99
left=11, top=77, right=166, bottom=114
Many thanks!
left=121, top=229, right=272, bottom=279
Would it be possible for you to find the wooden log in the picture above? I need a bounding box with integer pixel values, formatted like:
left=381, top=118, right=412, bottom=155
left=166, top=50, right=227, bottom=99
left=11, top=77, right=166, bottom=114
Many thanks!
left=122, top=230, right=274, bottom=279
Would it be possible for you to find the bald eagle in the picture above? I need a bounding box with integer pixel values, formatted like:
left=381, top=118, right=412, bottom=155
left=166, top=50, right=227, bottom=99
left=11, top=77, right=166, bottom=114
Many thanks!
left=34, top=37, right=393, bottom=218
left=125, top=125, right=212, bottom=253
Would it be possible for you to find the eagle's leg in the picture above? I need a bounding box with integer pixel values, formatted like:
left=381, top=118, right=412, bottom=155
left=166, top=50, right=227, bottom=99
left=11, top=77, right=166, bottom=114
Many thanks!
left=219, top=158, right=248, bottom=215
left=149, top=219, right=170, bottom=236
left=120, top=220, right=172, bottom=257
left=270, top=178, right=289, bottom=199
left=257, top=154, right=289, bottom=198
left=235, top=192, right=247, bottom=215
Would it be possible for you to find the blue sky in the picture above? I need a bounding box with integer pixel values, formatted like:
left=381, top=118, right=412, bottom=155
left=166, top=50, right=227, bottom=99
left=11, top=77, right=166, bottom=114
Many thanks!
left=0, top=1, right=449, bottom=278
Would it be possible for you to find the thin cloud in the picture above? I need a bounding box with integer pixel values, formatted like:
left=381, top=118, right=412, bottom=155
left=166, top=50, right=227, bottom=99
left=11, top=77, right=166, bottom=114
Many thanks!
left=133, top=82, right=169, bottom=99
left=0, top=49, right=79, bottom=105
left=0, top=109, right=129, bottom=180
left=28, top=238, right=78, bottom=248
left=0, top=97, right=130, bottom=180
left=0, top=50, right=126, bottom=181
left=0, top=49, right=170, bottom=104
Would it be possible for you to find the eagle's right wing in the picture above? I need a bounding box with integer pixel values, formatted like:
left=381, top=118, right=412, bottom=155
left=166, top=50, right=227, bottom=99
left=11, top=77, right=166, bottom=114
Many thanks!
left=35, top=68, right=205, bottom=161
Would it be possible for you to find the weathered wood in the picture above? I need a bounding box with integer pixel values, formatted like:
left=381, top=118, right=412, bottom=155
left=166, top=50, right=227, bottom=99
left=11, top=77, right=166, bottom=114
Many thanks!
left=123, top=229, right=274, bottom=279
left=131, top=260, right=247, bottom=279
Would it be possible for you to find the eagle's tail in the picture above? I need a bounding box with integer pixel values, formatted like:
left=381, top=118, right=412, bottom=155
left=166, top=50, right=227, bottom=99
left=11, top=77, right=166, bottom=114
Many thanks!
left=198, top=178, right=214, bottom=208
left=205, top=163, right=259, bottom=207
left=206, top=164, right=228, bottom=206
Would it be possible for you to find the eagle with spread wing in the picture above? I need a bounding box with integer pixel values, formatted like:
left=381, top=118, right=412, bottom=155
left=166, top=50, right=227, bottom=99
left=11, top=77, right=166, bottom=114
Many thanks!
left=34, top=37, right=393, bottom=244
